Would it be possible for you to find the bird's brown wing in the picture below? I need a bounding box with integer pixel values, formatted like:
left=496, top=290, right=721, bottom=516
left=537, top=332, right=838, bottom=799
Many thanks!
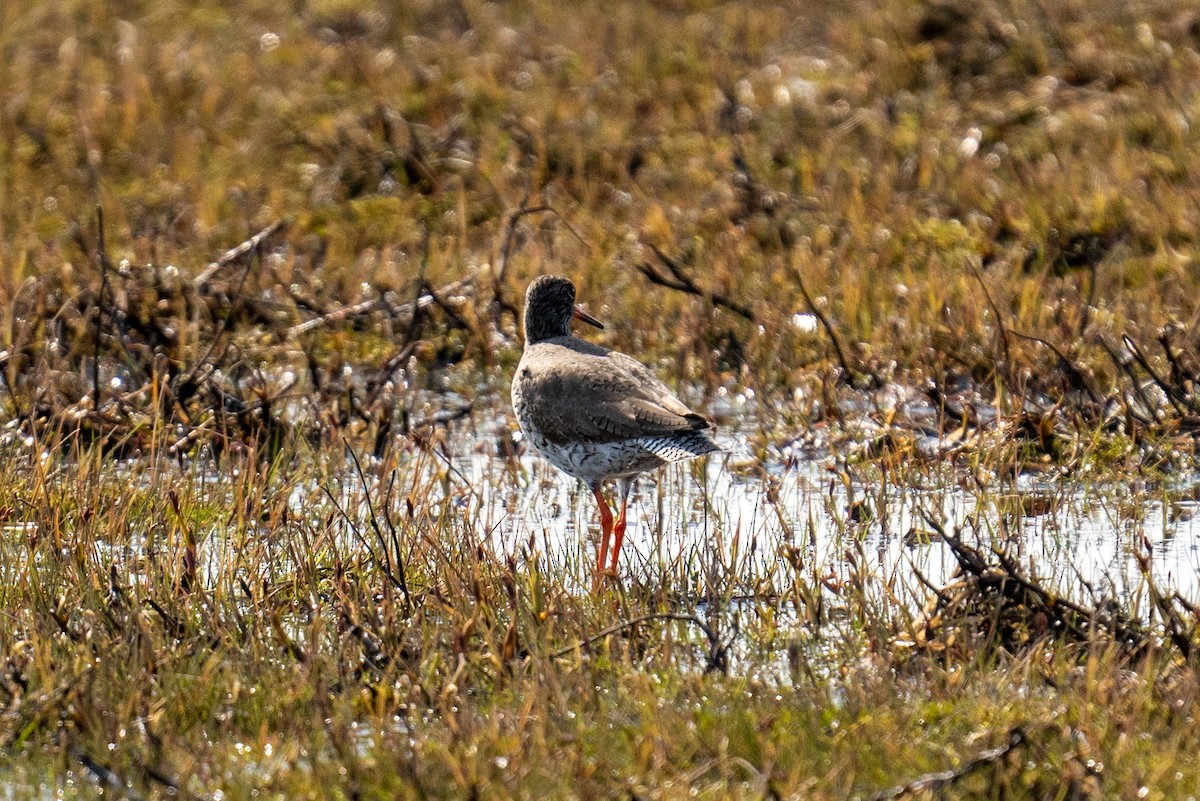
left=517, top=342, right=710, bottom=446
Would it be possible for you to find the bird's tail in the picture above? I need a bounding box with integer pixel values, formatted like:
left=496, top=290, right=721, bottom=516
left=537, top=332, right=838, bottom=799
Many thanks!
left=641, top=431, right=722, bottom=463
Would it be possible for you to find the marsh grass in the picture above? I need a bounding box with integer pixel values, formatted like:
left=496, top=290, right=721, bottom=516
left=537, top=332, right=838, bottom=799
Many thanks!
left=5, top=0, right=1200, bottom=797
left=0, top=420, right=1193, bottom=798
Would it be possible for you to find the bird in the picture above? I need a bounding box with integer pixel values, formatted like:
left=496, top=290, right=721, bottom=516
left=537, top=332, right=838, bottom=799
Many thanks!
left=511, top=275, right=720, bottom=584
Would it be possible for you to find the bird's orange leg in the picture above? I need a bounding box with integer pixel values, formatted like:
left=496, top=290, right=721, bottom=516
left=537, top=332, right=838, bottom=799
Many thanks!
left=609, top=496, right=628, bottom=574
left=591, top=484, right=614, bottom=585
left=608, top=478, right=633, bottom=575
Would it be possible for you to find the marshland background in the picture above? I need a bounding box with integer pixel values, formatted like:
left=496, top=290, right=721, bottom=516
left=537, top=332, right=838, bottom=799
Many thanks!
left=3, top=0, right=1200, bottom=797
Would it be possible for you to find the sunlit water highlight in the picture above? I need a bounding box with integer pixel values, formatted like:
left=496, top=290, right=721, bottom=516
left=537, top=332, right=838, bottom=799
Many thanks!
left=461, top=425, right=1200, bottom=603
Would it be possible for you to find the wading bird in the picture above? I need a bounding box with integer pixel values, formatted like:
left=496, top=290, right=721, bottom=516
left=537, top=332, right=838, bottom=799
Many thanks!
left=512, top=275, right=719, bottom=585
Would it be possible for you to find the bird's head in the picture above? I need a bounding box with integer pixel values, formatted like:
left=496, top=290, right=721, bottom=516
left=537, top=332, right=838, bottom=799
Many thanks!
left=523, top=275, right=604, bottom=343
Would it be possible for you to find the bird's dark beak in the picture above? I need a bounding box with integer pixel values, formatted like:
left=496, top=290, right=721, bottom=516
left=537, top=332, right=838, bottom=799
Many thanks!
left=573, top=304, right=604, bottom=329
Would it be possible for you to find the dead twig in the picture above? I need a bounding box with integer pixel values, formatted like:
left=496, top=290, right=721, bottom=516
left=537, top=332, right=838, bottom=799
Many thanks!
left=286, top=277, right=472, bottom=338
left=1134, top=537, right=1195, bottom=662
left=637, top=245, right=755, bottom=321
left=968, top=261, right=1013, bottom=386
left=867, top=728, right=1026, bottom=801
left=925, top=515, right=1148, bottom=654
left=550, top=612, right=727, bottom=673
left=288, top=297, right=383, bottom=337
left=784, top=249, right=859, bottom=386
left=493, top=190, right=587, bottom=326
left=92, top=206, right=114, bottom=411
left=1157, top=327, right=1199, bottom=398
left=1122, top=333, right=1190, bottom=417
left=1098, top=336, right=1162, bottom=427
left=495, top=185, right=545, bottom=287
left=72, top=745, right=147, bottom=801
left=1008, top=330, right=1101, bottom=406
left=193, top=219, right=287, bottom=288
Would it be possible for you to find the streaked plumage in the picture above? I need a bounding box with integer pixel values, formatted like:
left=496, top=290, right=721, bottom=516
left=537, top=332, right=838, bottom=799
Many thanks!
left=512, top=275, right=719, bottom=582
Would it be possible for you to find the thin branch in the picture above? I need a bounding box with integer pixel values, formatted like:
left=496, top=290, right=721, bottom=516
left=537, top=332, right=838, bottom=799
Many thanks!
left=784, top=249, right=857, bottom=385
left=968, top=261, right=1012, bottom=384
left=1133, top=541, right=1194, bottom=661
left=495, top=186, right=544, bottom=286
left=1158, top=328, right=1194, bottom=392
left=493, top=191, right=587, bottom=326
left=1098, top=336, right=1162, bottom=426
left=288, top=298, right=382, bottom=336
left=193, top=219, right=287, bottom=287
left=345, top=439, right=411, bottom=613
left=1008, top=329, right=1101, bottom=405
left=637, top=245, right=755, bottom=320
left=1122, top=333, right=1191, bottom=416
left=925, top=514, right=1148, bottom=651
left=286, top=276, right=473, bottom=338
left=92, top=205, right=113, bottom=411
left=72, top=745, right=147, bottom=801
left=549, top=612, right=721, bottom=665
left=867, top=728, right=1026, bottom=801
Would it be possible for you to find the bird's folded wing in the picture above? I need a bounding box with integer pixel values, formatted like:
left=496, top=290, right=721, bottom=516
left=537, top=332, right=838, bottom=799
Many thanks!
left=522, top=351, right=710, bottom=446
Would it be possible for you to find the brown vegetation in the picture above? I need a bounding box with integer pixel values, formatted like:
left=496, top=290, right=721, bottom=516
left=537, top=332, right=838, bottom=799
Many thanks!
left=2, top=0, right=1200, bottom=797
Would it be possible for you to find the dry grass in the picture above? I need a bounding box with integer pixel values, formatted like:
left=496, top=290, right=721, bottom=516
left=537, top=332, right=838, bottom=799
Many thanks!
left=0, top=429, right=1197, bottom=798
left=5, top=0, right=1200, bottom=413
left=4, top=0, right=1200, bottom=797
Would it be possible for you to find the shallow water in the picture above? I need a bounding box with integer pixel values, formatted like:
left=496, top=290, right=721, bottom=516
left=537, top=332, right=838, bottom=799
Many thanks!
left=458, top=419, right=1200, bottom=604
left=55, top=411, right=1200, bottom=619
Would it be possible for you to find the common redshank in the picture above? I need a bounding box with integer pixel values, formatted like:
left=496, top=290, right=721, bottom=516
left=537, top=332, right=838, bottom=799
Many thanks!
left=512, top=275, right=720, bottom=583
